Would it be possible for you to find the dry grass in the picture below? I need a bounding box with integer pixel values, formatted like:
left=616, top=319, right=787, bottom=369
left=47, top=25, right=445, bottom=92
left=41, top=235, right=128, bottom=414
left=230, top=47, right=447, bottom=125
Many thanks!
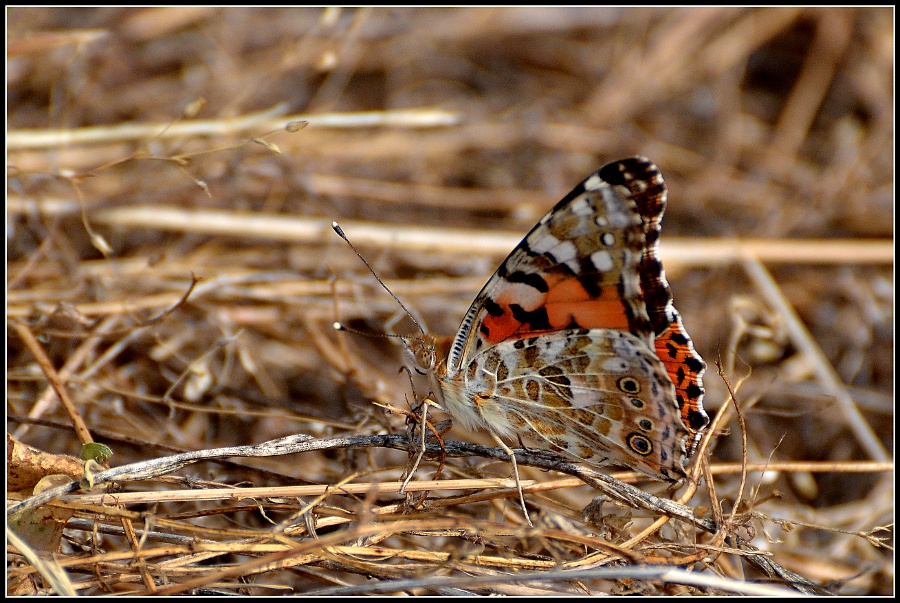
left=7, top=7, right=893, bottom=596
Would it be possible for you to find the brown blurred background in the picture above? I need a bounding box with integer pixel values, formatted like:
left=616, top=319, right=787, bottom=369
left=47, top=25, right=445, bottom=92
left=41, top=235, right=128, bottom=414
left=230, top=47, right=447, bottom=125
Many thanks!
left=8, top=8, right=893, bottom=595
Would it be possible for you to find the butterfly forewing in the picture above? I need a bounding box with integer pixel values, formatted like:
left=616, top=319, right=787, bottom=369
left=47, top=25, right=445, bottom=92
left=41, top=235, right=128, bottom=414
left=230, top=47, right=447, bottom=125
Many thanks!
left=446, top=163, right=655, bottom=375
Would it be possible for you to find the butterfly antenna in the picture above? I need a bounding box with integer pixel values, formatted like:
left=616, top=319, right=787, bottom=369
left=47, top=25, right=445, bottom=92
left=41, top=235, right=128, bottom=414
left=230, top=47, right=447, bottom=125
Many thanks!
left=332, top=221, right=427, bottom=336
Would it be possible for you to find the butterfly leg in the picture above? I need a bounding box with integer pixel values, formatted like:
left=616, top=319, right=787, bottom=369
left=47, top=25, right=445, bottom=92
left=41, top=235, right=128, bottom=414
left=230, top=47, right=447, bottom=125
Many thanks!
left=490, top=434, right=533, bottom=527
left=400, top=398, right=433, bottom=494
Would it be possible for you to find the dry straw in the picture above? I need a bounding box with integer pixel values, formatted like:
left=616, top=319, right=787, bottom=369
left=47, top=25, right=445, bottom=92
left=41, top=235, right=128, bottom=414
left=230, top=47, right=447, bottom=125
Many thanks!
left=8, top=7, right=892, bottom=596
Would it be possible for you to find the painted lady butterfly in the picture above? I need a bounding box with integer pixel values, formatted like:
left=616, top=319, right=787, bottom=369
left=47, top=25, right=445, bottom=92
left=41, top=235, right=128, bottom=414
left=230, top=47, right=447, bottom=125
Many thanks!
left=405, top=157, right=709, bottom=481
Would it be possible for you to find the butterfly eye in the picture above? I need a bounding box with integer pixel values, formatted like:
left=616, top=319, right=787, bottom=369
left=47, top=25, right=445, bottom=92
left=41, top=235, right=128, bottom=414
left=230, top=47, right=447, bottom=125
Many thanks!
left=412, top=344, right=436, bottom=372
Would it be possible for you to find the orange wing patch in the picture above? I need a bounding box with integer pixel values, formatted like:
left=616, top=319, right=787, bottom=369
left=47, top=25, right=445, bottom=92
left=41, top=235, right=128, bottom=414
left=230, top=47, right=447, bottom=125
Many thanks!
left=480, top=274, right=633, bottom=345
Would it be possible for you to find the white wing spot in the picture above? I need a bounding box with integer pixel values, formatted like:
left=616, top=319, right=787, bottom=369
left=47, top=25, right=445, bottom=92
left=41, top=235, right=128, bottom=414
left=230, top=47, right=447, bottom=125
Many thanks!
left=620, top=259, right=643, bottom=298
left=601, top=357, right=630, bottom=373
left=662, top=299, right=677, bottom=322
left=538, top=336, right=568, bottom=358
left=504, top=281, right=546, bottom=310
left=591, top=249, right=614, bottom=272
left=583, top=174, right=603, bottom=191
left=548, top=240, right=578, bottom=264
left=601, top=189, right=639, bottom=228
left=571, top=195, right=594, bottom=216
left=527, top=231, right=561, bottom=254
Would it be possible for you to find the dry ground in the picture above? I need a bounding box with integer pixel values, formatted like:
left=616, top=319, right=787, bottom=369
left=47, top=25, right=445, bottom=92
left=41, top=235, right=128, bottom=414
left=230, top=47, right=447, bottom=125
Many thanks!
left=8, top=7, right=893, bottom=595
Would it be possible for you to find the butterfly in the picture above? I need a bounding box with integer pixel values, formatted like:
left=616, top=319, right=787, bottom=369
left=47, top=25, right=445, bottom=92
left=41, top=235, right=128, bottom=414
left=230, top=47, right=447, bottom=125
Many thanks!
left=404, top=157, right=709, bottom=481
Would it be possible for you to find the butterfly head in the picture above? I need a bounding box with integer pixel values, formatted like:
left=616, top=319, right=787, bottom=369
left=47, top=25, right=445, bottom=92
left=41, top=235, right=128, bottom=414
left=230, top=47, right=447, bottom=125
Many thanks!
left=401, top=334, right=440, bottom=376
